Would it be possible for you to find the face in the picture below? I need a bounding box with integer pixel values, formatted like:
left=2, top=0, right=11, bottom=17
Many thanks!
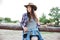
left=27, top=6, right=32, bottom=13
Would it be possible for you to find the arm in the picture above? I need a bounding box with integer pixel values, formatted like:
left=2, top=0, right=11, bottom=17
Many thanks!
left=34, top=13, right=40, bottom=27
left=20, top=13, right=28, bottom=32
left=37, top=21, right=40, bottom=27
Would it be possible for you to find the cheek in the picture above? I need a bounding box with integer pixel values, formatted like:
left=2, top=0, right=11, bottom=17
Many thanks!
left=29, top=8, right=31, bottom=12
left=30, top=8, right=31, bottom=11
left=27, top=8, right=31, bottom=12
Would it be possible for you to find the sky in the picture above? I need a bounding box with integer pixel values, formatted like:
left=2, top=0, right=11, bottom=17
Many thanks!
left=0, top=0, right=60, bottom=22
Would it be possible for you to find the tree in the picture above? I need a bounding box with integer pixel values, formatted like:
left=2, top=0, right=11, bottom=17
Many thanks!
left=48, top=18, right=55, bottom=23
left=0, top=17, right=3, bottom=23
left=4, top=17, right=11, bottom=23
left=11, top=20, right=19, bottom=23
left=49, top=7, right=60, bottom=26
left=39, top=13, right=50, bottom=24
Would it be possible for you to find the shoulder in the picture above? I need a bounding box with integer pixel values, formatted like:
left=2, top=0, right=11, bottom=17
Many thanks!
left=22, top=13, right=27, bottom=17
left=22, top=13, right=28, bottom=19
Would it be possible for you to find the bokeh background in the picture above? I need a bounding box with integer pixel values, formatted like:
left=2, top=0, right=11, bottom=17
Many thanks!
left=0, top=0, right=60, bottom=40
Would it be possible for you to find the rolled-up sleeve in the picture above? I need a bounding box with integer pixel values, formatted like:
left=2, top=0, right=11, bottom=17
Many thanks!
left=20, top=13, right=28, bottom=28
left=37, top=23, right=40, bottom=28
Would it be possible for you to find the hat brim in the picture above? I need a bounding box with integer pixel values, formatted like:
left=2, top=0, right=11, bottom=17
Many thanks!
left=24, top=5, right=37, bottom=11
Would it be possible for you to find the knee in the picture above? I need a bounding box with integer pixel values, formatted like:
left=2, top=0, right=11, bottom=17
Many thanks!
left=31, top=36, right=38, bottom=40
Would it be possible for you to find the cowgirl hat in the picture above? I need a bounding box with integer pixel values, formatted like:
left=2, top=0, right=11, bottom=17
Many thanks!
left=24, top=3, right=37, bottom=11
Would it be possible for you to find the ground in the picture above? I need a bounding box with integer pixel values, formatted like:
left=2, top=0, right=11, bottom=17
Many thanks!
left=0, top=29, right=60, bottom=40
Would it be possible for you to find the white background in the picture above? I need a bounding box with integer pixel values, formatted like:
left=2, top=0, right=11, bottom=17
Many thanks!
left=0, top=0, right=60, bottom=21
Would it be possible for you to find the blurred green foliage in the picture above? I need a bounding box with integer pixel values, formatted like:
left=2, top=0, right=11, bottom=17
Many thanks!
left=49, top=7, right=60, bottom=26
left=0, top=17, right=19, bottom=23
left=39, top=7, right=60, bottom=27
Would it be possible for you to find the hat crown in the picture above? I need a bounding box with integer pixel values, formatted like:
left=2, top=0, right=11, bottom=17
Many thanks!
left=24, top=3, right=37, bottom=11
left=28, top=3, right=34, bottom=5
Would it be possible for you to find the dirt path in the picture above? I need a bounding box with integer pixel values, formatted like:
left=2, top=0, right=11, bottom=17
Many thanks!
left=0, top=29, right=60, bottom=40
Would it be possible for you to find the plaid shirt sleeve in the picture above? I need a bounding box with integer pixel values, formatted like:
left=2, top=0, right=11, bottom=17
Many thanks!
left=20, top=13, right=28, bottom=28
left=37, top=23, right=40, bottom=27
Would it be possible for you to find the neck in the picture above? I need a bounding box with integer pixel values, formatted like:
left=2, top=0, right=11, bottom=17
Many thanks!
left=30, top=12, right=32, bottom=15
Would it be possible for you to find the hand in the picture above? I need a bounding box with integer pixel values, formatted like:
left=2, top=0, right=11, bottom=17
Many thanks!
left=23, top=27, right=28, bottom=32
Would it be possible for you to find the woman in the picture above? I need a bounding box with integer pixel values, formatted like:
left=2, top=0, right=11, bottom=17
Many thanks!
left=20, top=3, right=43, bottom=40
